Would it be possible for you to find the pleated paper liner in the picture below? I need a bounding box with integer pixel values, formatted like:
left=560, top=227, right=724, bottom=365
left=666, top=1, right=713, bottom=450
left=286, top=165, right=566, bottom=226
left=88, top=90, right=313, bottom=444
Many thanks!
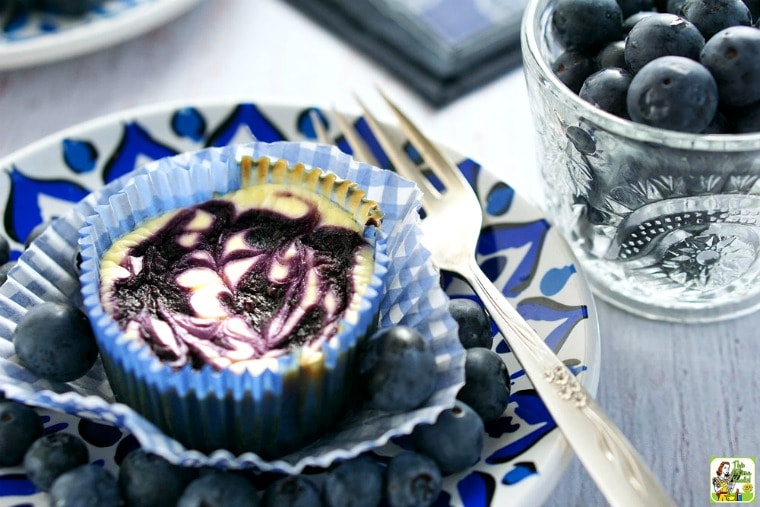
left=0, top=142, right=465, bottom=473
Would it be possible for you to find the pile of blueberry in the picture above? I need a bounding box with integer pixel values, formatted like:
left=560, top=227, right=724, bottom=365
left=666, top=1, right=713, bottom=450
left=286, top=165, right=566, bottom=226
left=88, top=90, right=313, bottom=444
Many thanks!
left=2, top=266, right=510, bottom=507
left=549, top=0, right=760, bottom=133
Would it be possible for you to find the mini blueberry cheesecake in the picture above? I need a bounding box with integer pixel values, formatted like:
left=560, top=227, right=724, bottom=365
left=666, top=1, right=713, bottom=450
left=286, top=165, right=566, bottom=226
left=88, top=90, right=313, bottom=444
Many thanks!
left=79, top=153, right=389, bottom=459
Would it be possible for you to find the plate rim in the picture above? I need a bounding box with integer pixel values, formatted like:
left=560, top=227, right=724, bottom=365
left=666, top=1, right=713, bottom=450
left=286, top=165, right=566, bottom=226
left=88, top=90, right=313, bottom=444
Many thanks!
left=0, top=0, right=205, bottom=71
left=0, top=97, right=601, bottom=507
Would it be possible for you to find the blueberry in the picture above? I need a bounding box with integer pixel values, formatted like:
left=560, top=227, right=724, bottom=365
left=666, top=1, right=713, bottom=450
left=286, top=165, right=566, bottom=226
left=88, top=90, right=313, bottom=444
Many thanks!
left=626, top=56, right=718, bottom=132
left=0, top=261, right=16, bottom=285
left=622, top=10, right=657, bottom=33
left=456, top=348, right=511, bottom=422
left=178, top=471, right=260, bottom=507
left=412, top=401, right=484, bottom=475
left=0, top=400, right=44, bottom=467
left=0, top=235, right=10, bottom=265
left=448, top=298, right=492, bottom=349
left=700, top=26, right=760, bottom=107
left=580, top=67, right=634, bottom=118
left=617, top=0, right=656, bottom=18
left=552, top=50, right=599, bottom=93
left=323, top=454, right=384, bottom=507
left=358, top=326, right=437, bottom=413
left=23, top=432, right=89, bottom=491
left=262, top=475, right=321, bottom=507
left=666, top=0, right=687, bottom=13
left=552, top=0, right=623, bottom=52
left=702, top=109, right=731, bottom=133
left=624, top=13, right=705, bottom=73
left=50, top=464, right=121, bottom=507
left=679, top=0, right=752, bottom=40
left=744, top=0, right=760, bottom=20
left=23, top=220, right=51, bottom=249
left=14, top=301, right=98, bottom=383
left=731, top=101, right=760, bottom=132
left=118, top=448, right=197, bottom=507
left=38, top=0, right=106, bottom=16
left=596, top=40, right=628, bottom=69
left=385, top=452, right=441, bottom=507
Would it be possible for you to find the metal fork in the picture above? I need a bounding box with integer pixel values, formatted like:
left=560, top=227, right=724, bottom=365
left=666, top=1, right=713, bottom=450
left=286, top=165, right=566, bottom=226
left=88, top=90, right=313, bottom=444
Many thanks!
left=312, top=97, right=674, bottom=507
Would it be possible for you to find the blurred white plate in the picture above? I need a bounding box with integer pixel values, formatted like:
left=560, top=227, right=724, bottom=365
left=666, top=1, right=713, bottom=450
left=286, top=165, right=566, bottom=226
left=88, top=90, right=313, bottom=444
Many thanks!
left=0, top=0, right=204, bottom=70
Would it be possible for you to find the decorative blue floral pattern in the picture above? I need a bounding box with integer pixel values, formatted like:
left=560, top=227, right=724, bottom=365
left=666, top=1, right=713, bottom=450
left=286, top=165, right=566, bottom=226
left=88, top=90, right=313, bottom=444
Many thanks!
left=0, top=101, right=598, bottom=506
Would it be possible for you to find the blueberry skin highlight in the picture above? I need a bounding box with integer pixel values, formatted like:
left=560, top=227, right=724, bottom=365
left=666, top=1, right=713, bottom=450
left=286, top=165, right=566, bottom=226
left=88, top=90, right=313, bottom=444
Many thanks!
left=118, top=448, right=197, bottom=507
left=596, top=40, right=628, bottom=69
left=357, top=326, right=437, bottom=413
left=580, top=67, right=634, bottom=118
left=626, top=56, right=719, bottom=132
left=624, top=13, right=705, bottom=73
left=679, top=0, right=752, bottom=40
left=456, top=348, right=511, bottom=422
left=700, top=26, right=760, bottom=106
left=412, top=401, right=484, bottom=476
left=448, top=298, right=492, bottom=349
left=262, top=475, right=321, bottom=507
left=622, top=11, right=658, bottom=33
left=385, top=452, right=442, bottom=507
left=14, top=301, right=98, bottom=383
left=323, top=454, right=384, bottom=507
left=0, top=400, right=43, bottom=467
left=50, top=464, right=121, bottom=507
left=552, top=50, right=599, bottom=94
left=23, top=432, right=89, bottom=491
left=552, top=0, right=623, bottom=53
left=178, top=472, right=260, bottom=507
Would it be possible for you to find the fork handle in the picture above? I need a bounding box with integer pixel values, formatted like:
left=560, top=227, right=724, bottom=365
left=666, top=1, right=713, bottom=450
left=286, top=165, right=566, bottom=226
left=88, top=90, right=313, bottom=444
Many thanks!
left=463, top=257, right=674, bottom=507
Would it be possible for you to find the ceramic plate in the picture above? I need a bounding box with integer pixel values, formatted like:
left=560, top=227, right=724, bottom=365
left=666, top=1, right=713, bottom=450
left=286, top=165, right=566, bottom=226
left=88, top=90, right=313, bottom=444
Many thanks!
left=0, top=0, right=204, bottom=71
left=0, top=99, right=600, bottom=507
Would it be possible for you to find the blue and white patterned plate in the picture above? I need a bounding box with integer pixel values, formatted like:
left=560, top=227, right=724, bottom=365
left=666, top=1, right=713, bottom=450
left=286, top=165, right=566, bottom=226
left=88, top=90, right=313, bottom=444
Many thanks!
left=0, top=100, right=600, bottom=507
left=0, top=0, right=204, bottom=71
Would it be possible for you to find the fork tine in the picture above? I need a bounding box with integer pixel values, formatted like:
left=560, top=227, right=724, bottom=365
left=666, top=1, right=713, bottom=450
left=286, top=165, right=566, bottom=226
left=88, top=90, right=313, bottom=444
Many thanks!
left=330, top=107, right=379, bottom=167
left=353, top=94, right=441, bottom=200
left=309, top=109, right=331, bottom=145
left=376, top=88, right=466, bottom=191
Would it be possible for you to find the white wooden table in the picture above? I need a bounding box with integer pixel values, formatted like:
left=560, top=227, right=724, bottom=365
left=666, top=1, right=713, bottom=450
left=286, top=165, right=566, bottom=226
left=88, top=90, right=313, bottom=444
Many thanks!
left=0, top=1, right=757, bottom=505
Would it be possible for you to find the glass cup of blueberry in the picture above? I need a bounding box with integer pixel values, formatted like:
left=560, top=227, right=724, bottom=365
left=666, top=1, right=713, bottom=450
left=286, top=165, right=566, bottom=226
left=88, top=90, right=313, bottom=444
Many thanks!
left=521, top=0, right=760, bottom=322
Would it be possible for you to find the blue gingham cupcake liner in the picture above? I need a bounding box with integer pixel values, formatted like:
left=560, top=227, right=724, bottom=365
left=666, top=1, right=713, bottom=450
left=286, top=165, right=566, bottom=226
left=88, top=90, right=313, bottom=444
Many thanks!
left=79, top=152, right=390, bottom=459
left=0, top=142, right=466, bottom=474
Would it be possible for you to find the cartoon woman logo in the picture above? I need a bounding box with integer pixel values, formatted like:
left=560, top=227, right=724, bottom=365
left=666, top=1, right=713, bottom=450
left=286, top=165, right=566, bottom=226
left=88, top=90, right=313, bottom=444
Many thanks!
left=713, top=461, right=733, bottom=501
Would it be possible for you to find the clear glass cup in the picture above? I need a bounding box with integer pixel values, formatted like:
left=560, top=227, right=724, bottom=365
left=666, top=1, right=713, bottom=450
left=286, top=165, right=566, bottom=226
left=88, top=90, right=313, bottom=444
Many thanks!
left=520, top=0, right=760, bottom=322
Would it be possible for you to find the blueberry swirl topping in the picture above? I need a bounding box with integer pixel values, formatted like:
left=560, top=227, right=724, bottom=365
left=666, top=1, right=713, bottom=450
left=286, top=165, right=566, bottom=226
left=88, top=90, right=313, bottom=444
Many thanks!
left=99, top=184, right=376, bottom=371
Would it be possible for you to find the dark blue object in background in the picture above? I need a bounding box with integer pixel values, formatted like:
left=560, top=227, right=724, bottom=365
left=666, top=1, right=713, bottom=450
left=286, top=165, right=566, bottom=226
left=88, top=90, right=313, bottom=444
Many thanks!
left=282, top=0, right=527, bottom=107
